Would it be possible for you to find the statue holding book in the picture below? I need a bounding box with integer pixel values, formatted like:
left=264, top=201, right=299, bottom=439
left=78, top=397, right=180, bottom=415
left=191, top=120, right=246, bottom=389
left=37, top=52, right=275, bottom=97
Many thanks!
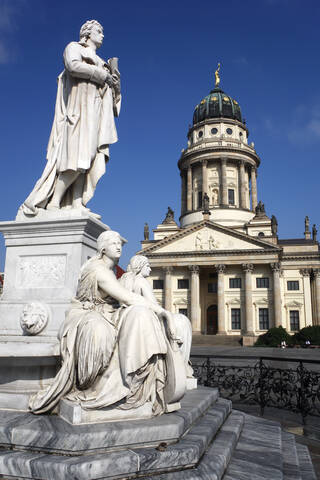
left=20, top=20, right=121, bottom=218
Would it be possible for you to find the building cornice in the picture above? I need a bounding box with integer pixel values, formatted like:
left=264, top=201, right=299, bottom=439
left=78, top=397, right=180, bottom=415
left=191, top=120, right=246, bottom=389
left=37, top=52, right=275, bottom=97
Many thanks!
left=146, top=249, right=280, bottom=259
left=178, top=146, right=260, bottom=170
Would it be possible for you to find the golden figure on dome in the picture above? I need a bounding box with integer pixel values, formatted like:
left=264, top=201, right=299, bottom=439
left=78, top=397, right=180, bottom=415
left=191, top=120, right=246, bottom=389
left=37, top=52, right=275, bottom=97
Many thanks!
left=214, top=62, right=221, bottom=87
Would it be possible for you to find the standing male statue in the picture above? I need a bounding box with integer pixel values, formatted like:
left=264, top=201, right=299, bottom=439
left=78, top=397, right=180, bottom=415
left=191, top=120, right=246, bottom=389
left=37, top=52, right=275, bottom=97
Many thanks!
left=20, top=20, right=121, bottom=218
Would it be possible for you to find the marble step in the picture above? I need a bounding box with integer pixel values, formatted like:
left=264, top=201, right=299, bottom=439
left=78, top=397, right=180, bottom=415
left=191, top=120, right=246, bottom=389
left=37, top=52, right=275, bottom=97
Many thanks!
left=0, top=388, right=219, bottom=456
left=0, top=390, right=232, bottom=480
left=141, top=409, right=245, bottom=479
left=222, top=413, right=283, bottom=480
left=296, top=443, right=317, bottom=480
left=281, top=431, right=302, bottom=480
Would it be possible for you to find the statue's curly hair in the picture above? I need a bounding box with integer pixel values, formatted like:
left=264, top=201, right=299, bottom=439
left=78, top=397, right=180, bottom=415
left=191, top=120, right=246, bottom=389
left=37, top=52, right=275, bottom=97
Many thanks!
left=79, top=20, right=103, bottom=41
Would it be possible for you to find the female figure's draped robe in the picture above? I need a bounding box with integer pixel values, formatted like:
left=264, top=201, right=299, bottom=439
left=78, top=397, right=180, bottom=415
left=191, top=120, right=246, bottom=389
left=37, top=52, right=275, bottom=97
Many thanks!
left=29, top=257, right=167, bottom=415
left=22, top=42, right=121, bottom=214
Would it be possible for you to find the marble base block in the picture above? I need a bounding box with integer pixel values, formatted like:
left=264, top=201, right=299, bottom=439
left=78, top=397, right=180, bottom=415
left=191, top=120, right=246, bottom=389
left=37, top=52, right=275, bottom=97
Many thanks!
left=186, top=377, right=197, bottom=389
left=0, top=214, right=109, bottom=338
left=59, top=399, right=154, bottom=425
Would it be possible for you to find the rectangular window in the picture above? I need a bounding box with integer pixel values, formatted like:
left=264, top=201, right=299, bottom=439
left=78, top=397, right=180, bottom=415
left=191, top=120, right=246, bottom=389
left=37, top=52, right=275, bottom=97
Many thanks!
left=178, top=279, right=189, bottom=289
left=229, top=278, right=241, bottom=288
left=198, top=191, right=203, bottom=209
left=208, top=282, right=217, bottom=293
left=178, top=308, right=188, bottom=316
left=287, top=281, right=299, bottom=291
left=256, top=277, right=269, bottom=288
left=259, top=308, right=269, bottom=330
left=231, top=308, right=241, bottom=330
left=153, top=279, right=164, bottom=290
left=290, top=310, right=300, bottom=331
left=228, top=189, right=235, bottom=205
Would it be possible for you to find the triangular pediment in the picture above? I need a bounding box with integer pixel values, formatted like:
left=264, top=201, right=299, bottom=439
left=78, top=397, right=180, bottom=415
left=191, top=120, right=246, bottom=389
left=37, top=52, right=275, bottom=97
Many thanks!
left=139, top=220, right=280, bottom=255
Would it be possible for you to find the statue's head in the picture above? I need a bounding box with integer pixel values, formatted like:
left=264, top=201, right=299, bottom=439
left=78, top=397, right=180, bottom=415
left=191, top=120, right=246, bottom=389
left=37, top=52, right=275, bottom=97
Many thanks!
left=79, top=20, right=104, bottom=48
left=97, top=230, right=127, bottom=262
left=127, top=255, right=151, bottom=278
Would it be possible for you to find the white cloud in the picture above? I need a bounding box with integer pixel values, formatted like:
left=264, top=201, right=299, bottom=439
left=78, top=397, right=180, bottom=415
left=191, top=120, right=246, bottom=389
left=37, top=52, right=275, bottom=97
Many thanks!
left=233, top=56, right=248, bottom=66
left=0, top=0, right=24, bottom=64
left=287, top=102, right=320, bottom=145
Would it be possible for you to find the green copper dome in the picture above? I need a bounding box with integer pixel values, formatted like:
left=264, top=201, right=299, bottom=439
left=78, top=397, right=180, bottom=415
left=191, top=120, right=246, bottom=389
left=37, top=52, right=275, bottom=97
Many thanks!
left=193, top=86, right=243, bottom=125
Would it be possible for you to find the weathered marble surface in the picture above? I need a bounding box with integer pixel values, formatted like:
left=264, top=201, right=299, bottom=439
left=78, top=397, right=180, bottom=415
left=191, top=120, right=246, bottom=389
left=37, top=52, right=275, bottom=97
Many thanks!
left=296, top=443, right=317, bottom=480
left=0, top=388, right=316, bottom=480
left=60, top=398, right=154, bottom=424
left=0, top=388, right=218, bottom=455
left=0, top=216, right=109, bottom=338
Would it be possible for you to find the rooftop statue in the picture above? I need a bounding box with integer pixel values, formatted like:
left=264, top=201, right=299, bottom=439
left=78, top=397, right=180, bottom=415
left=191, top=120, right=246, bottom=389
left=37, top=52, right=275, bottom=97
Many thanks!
left=163, top=206, right=175, bottom=224
left=29, top=232, right=186, bottom=416
left=20, top=20, right=121, bottom=218
left=214, top=62, right=221, bottom=88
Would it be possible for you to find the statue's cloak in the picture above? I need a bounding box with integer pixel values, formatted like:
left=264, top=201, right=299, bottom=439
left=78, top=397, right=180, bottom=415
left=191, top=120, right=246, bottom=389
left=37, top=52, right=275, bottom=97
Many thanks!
left=22, top=42, right=121, bottom=214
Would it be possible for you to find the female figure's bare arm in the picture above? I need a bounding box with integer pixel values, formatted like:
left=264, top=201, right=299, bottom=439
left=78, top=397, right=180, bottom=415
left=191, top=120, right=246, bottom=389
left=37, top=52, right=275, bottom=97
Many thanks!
left=135, top=277, right=158, bottom=304
left=96, top=267, right=163, bottom=315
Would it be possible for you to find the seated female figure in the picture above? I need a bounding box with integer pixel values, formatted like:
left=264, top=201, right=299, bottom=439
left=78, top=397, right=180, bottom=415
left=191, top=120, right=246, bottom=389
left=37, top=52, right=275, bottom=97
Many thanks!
left=120, top=255, right=194, bottom=380
left=29, top=231, right=176, bottom=416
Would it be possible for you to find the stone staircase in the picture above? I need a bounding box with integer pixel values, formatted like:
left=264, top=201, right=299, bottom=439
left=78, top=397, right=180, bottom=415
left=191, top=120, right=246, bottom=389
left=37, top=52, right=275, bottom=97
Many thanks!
left=0, top=387, right=316, bottom=480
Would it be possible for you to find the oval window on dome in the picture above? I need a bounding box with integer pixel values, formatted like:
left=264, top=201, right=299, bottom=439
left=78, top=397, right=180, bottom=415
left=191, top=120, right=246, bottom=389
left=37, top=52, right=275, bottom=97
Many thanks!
left=226, top=128, right=233, bottom=135
left=211, top=96, right=218, bottom=101
left=211, top=128, right=218, bottom=135
left=233, top=100, right=238, bottom=105
left=223, top=96, right=229, bottom=102
left=198, top=130, right=203, bottom=138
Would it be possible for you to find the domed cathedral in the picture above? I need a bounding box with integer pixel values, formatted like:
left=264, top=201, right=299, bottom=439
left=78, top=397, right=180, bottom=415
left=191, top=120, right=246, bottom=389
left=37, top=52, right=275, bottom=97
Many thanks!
left=139, top=66, right=320, bottom=345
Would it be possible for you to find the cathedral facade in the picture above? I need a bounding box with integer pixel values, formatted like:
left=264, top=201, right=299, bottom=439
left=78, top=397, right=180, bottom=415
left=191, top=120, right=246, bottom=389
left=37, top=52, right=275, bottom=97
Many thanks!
left=139, top=74, right=320, bottom=345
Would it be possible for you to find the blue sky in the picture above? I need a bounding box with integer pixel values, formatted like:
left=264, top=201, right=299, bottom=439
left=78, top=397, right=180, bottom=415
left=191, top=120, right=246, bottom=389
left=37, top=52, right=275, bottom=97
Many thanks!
left=1, top=0, right=320, bottom=269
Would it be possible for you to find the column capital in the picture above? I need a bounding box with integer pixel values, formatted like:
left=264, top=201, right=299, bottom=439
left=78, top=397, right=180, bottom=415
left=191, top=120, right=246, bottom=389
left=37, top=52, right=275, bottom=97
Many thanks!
left=188, top=265, right=199, bottom=274
left=300, top=268, right=312, bottom=277
left=201, top=159, right=208, bottom=166
left=162, top=266, right=173, bottom=274
left=270, top=262, right=282, bottom=273
left=250, top=165, right=257, bottom=173
left=313, top=268, right=320, bottom=278
left=215, top=264, right=226, bottom=274
left=221, top=156, right=228, bottom=164
left=238, top=159, right=245, bottom=167
left=242, top=263, right=254, bottom=273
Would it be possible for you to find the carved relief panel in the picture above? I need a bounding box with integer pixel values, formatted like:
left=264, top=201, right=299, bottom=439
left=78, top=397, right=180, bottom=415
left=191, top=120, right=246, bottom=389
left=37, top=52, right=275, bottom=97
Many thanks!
left=17, top=255, right=67, bottom=288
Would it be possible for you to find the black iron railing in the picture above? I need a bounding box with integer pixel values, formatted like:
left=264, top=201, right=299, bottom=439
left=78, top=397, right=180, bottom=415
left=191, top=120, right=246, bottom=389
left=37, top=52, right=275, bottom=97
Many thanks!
left=191, top=354, right=320, bottom=422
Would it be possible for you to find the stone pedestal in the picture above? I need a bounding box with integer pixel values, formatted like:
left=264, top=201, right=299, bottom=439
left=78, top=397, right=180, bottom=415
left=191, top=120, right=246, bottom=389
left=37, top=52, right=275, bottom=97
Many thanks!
left=0, top=213, right=109, bottom=339
left=0, top=213, right=109, bottom=411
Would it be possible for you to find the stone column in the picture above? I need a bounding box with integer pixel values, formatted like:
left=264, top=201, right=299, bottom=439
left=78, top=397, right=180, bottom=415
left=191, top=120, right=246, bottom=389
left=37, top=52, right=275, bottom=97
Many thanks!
left=313, top=269, right=320, bottom=325
left=220, top=157, right=228, bottom=206
left=239, top=161, right=246, bottom=209
left=187, top=166, right=192, bottom=211
left=215, top=264, right=227, bottom=334
left=242, top=264, right=254, bottom=334
left=163, top=266, right=173, bottom=312
left=271, top=263, right=282, bottom=327
left=202, top=160, right=208, bottom=200
left=180, top=170, right=187, bottom=215
left=189, top=265, right=201, bottom=333
left=300, top=269, right=312, bottom=326
left=251, top=167, right=258, bottom=212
